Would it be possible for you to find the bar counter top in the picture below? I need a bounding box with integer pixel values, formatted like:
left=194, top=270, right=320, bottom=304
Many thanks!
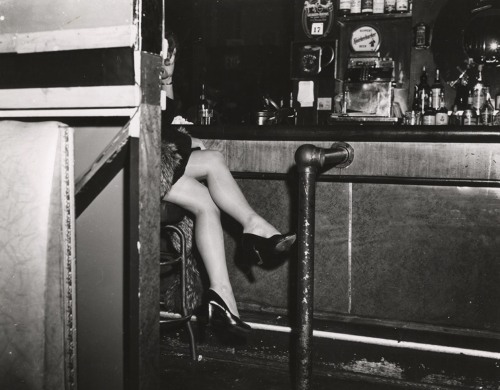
left=188, top=124, right=500, bottom=143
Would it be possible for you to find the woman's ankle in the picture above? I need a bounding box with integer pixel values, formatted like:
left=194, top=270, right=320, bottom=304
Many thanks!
left=242, top=214, right=280, bottom=238
left=210, top=285, right=239, bottom=316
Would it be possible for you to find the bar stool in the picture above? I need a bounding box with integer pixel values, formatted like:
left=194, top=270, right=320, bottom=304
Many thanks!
left=160, top=201, right=197, bottom=360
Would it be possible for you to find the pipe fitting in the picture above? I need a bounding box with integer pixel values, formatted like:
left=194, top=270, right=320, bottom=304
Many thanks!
left=295, top=144, right=323, bottom=170
left=324, top=142, right=354, bottom=169
left=295, top=142, right=354, bottom=171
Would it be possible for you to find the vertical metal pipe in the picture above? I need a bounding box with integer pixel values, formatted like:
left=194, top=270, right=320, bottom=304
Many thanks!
left=296, top=163, right=317, bottom=390
left=294, top=143, right=353, bottom=390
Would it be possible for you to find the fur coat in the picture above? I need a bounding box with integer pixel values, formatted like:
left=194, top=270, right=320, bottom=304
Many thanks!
left=160, top=126, right=204, bottom=312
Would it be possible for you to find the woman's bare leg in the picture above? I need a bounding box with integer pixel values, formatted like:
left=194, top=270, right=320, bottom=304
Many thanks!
left=184, top=150, right=281, bottom=238
left=164, top=175, right=239, bottom=316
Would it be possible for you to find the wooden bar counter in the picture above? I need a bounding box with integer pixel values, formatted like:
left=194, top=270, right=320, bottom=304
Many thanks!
left=182, top=123, right=500, bottom=387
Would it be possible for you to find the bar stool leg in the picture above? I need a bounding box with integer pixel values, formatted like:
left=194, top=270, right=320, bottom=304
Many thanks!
left=163, top=225, right=198, bottom=361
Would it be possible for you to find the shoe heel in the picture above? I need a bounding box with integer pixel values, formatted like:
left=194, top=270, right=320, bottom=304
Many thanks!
left=242, top=239, right=264, bottom=266
left=249, top=246, right=264, bottom=266
left=241, top=232, right=296, bottom=268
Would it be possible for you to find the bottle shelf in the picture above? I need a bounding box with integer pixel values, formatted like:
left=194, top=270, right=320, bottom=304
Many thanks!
left=336, top=12, right=412, bottom=24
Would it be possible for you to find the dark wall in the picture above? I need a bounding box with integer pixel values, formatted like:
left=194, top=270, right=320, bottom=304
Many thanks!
left=165, top=0, right=293, bottom=124
left=166, top=0, right=500, bottom=122
left=226, top=178, right=500, bottom=334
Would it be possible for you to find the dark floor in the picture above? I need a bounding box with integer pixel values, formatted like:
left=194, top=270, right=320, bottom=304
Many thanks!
left=160, top=353, right=406, bottom=390
left=159, top=315, right=500, bottom=390
left=160, top=326, right=436, bottom=390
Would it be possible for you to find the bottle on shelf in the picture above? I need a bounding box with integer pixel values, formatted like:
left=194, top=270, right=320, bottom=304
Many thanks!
left=411, top=84, right=420, bottom=112
left=361, top=0, right=373, bottom=14
left=384, top=0, right=396, bottom=13
left=494, top=112, right=500, bottom=126
left=431, top=68, right=443, bottom=110
left=418, top=66, right=431, bottom=92
left=449, top=105, right=461, bottom=126
left=451, top=67, right=470, bottom=111
left=471, top=64, right=486, bottom=114
left=417, top=66, right=431, bottom=111
left=396, top=0, right=409, bottom=13
left=339, top=0, right=351, bottom=16
left=463, top=90, right=478, bottom=125
left=373, top=0, right=384, bottom=13
left=405, top=85, right=421, bottom=125
left=282, top=92, right=297, bottom=125
left=197, top=83, right=213, bottom=125
left=342, top=84, right=350, bottom=114
left=435, top=92, right=449, bottom=125
left=480, top=87, right=495, bottom=125
left=422, top=94, right=436, bottom=125
left=350, top=0, right=361, bottom=14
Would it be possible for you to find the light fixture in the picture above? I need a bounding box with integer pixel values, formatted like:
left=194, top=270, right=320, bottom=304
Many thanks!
left=464, top=9, right=500, bottom=64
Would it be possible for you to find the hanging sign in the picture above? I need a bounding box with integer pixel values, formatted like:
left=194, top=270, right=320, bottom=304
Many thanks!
left=301, top=0, right=334, bottom=39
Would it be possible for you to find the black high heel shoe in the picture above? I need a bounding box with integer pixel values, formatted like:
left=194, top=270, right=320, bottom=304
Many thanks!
left=241, top=232, right=296, bottom=266
left=207, top=289, right=251, bottom=336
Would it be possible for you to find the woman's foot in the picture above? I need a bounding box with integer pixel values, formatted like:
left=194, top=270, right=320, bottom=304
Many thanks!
left=207, top=289, right=251, bottom=336
left=242, top=214, right=281, bottom=239
left=241, top=232, right=296, bottom=266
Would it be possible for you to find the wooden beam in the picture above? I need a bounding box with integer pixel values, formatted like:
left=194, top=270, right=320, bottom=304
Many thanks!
left=0, top=85, right=141, bottom=109
left=0, top=108, right=137, bottom=118
left=0, top=25, right=137, bottom=54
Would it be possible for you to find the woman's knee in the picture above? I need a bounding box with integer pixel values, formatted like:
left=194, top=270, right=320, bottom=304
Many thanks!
left=166, top=177, right=219, bottom=216
left=185, top=185, right=220, bottom=217
left=204, top=150, right=227, bottom=172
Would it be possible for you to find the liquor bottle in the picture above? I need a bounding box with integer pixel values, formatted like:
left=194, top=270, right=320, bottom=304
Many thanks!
left=373, top=0, right=384, bottom=13
left=197, top=84, right=213, bottom=125
left=385, top=0, right=396, bottom=13
left=463, top=90, right=478, bottom=125
left=290, top=92, right=297, bottom=125
left=361, top=0, right=373, bottom=14
left=494, top=111, right=500, bottom=126
left=339, top=0, right=351, bottom=16
left=417, top=66, right=431, bottom=109
left=411, top=85, right=421, bottom=112
left=480, top=87, right=495, bottom=125
left=422, top=95, right=436, bottom=125
left=350, top=0, right=361, bottom=14
left=396, top=0, right=409, bottom=13
left=406, top=85, right=421, bottom=125
left=449, top=105, right=461, bottom=126
left=342, top=84, right=350, bottom=114
left=435, top=92, right=449, bottom=125
left=431, top=68, right=443, bottom=110
left=471, top=64, right=486, bottom=114
left=452, top=69, right=469, bottom=111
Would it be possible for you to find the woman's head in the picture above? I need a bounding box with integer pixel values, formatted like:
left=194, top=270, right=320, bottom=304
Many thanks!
left=161, top=31, right=178, bottom=89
